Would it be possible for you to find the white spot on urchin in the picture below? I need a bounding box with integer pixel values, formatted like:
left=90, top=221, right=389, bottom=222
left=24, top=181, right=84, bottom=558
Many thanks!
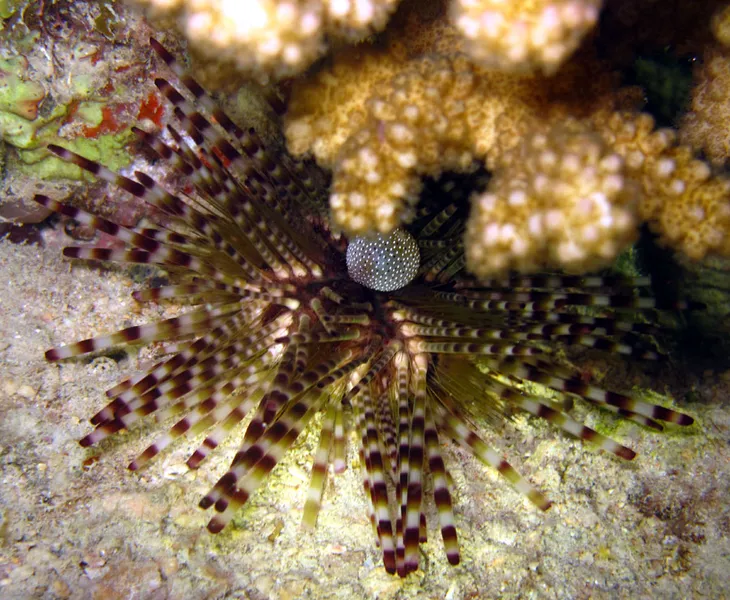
left=346, top=229, right=420, bottom=292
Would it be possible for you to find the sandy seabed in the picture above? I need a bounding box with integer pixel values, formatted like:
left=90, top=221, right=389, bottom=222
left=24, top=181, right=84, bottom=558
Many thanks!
left=0, top=238, right=728, bottom=600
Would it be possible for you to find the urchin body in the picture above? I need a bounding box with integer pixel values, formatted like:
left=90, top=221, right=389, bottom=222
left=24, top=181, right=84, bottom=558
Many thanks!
left=346, top=229, right=420, bottom=292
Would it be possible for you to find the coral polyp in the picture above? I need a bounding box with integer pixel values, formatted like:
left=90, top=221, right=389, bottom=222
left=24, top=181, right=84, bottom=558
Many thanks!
left=37, top=39, right=694, bottom=577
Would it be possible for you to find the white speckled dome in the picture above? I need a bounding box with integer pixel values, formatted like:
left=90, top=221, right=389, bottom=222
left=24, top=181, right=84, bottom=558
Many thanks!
left=346, top=229, right=420, bottom=292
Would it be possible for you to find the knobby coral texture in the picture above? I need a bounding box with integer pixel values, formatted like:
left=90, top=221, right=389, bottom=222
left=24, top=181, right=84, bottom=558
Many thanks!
left=36, top=39, right=696, bottom=577
left=129, top=0, right=605, bottom=81
left=129, top=0, right=402, bottom=81
left=680, top=40, right=730, bottom=169
left=284, top=0, right=730, bottom=278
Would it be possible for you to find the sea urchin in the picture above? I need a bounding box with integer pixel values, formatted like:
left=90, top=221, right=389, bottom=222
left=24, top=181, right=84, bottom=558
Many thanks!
left=35, top=38, right=694, bottom=577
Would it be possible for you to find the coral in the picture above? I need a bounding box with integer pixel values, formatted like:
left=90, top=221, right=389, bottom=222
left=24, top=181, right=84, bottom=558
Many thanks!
left=598, top=111, right=730, bottom=261
left=129, top=0, right=402, bottom=81
left=468, top=101, right=730, bottom=273
left=465, top=120, right=639, bottom=277
left=712, top=2, right=730, bottom=45
left=36, top=39, right=696, bottom=578
left=326, top=53, right=492, bottom=234
left=285, top=0, right=730, bottom=274
left=679, top=44, right=730, bottom=168
left=284, top=44, right=406, bottom=166
left=450, top=0, right=602, bottom=75
left=286, top=26, right=627, bottom=237
left=129, top=0, right=603, bottom=81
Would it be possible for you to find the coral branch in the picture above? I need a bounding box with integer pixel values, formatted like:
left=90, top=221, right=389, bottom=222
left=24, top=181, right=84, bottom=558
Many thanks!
left=450, top=0, right=602, bottom=75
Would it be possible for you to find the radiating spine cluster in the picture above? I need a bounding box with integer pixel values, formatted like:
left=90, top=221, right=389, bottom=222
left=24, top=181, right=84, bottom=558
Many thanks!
left=37, top=38, right=694, bottom=577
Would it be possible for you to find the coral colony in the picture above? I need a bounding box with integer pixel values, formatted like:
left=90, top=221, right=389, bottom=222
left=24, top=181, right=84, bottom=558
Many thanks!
left=35, top=35, right=699, bottom=577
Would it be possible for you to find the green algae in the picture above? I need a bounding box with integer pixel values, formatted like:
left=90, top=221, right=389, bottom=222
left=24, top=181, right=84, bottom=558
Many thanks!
left=612, top=244, right=644, bottom=278
left=17, top=132, right=133, bottom=180
left=0, top=50, right=134, bottom=182
left=0, top=0, right=24, bottom=19
left=15, top=96, right=134, bottom=180
left=0, top=57, right=44, bottom=119
left=587, top=386, right=698, bottom=441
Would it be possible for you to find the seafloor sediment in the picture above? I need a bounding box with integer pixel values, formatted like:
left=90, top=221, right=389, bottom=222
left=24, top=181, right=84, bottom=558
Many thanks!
left=0, top=238, right=728, bottom=599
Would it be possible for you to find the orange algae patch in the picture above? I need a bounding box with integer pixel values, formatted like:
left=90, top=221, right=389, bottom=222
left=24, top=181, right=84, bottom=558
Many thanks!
left=137, top=92, right=164, bottom=127
left=72, top=94, right=163, bottom=140
left=81, top=105, right=128, bottom=138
